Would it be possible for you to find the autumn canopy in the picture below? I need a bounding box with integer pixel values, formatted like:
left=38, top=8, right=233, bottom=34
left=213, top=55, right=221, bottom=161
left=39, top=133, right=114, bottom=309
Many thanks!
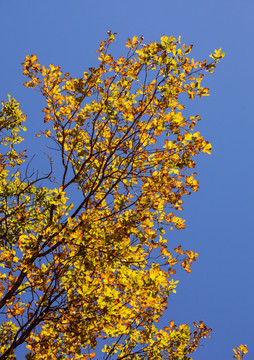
left=0, top=33, right=246, bottom=359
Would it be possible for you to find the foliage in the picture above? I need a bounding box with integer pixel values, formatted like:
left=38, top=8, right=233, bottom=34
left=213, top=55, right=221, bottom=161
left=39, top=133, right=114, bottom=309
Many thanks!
left=0, top=33, right=241, bottom=359
left=233, top=345, right=248, bottom=359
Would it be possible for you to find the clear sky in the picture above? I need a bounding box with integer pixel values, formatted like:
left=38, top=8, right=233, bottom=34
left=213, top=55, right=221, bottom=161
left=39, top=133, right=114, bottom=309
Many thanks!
left=1, top=1, right=253, bottom=359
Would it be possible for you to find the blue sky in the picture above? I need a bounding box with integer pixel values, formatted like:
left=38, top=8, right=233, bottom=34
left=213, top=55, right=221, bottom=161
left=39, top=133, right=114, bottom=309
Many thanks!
left=1, top=1, right=253, bottom=359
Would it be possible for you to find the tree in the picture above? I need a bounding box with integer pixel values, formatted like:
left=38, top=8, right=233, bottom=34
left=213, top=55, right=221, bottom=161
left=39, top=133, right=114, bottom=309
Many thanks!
left=0, top=32, right=246, bottom=359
